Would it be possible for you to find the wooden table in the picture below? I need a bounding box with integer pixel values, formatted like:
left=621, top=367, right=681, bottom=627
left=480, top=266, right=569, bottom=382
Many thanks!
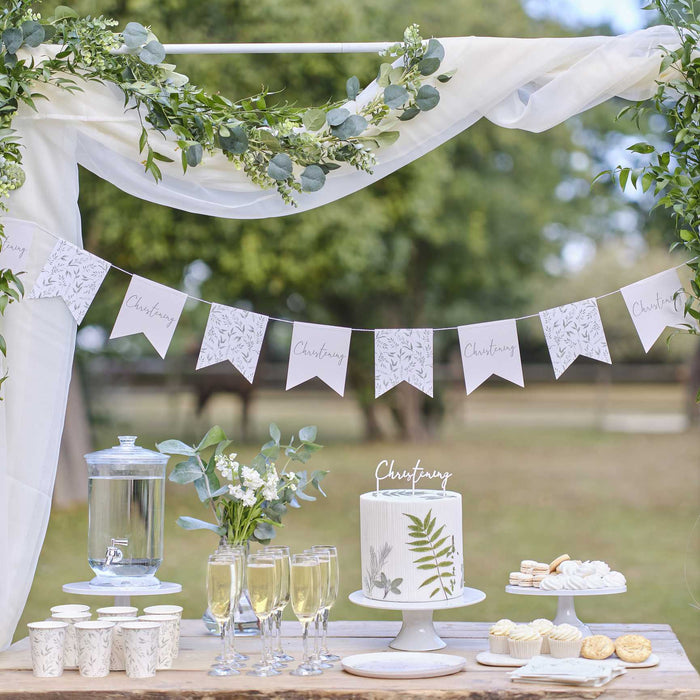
left=1, top=620, right=698, bottom=698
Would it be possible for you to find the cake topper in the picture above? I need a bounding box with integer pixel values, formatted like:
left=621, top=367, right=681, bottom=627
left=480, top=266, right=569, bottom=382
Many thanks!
left=375, top=458, right=452, bottom=495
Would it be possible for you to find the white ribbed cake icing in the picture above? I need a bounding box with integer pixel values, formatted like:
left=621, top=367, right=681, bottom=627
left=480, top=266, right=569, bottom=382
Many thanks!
left=360, top=489, right=464, bottom=603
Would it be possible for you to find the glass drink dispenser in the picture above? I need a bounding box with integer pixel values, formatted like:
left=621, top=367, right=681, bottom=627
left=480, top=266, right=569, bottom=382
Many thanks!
left=85, top=436, right=167, bottom=587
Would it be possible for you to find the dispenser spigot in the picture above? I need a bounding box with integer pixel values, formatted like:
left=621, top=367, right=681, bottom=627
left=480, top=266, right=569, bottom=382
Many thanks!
left=105, top=538, right=128, bottom=565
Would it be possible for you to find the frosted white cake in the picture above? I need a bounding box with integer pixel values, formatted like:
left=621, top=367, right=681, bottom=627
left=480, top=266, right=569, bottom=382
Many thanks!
left=360, top=489, right=464, bottom=603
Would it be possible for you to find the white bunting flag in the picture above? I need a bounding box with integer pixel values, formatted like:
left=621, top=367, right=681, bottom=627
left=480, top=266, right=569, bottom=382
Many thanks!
left=0, top=220, right=34, bottom=271
left=458, top=319, right=524, bottom=394
left=110, top=275, right=187, bottom=358
left=286, top=322, right=352, bottom=396
left=620, top=269, right=697, bottom=352
left=540, top=298, right=611, bottom=379
left=28, top=239, right=110, bottom=324
left=197, top=303, right=269, bottom=382
left=375, top=328, right=433, bottom=398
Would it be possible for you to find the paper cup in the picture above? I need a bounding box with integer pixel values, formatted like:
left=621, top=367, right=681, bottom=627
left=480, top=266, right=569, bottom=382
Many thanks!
left=139, top=615, right=180, bottom=669
left=96, top=606, right=138, bottom=619
left=75, top=621, right=114, bottom=677
left=142, top=604, right=183, bottom=620
left=51, top=611, right=91, bottom=669
left=122, top=621, right=160, bottom=678
left=100, top=616, right=135, bottom=671
left=27, top=621, right=68, bottom=677
left=50, top=604, right=90, bottom=616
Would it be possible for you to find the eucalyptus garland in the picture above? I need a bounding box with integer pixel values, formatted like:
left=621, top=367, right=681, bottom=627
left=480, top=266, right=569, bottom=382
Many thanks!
left=0, top=1, right=453, bottom=394
left=608, top=0, right=700, bottom=344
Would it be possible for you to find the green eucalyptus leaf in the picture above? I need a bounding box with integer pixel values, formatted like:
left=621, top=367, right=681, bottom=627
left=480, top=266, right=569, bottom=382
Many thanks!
left=383, top=84, right=409, bottom=109
left=176, top=516, right=224, bottom=534
left=123, top=22, right=148, bottom=49
left=21, top=21, right=44, bottom=48
left=196, top=425, right=227, bottom=452
left=139, top=40, right=166, bottom=65
left=157, top=439, right=196, bottom=456
left=416, top=85, right=440, bottom=111
left=326, top=107, right=350, bottom=127
left=3, top=53, right=17, bottom=68
left=269, top=422, right=281, bottom=443
left=300, top=165, right=326, bottom=192
left=185, top=142, right=203, bottom=167
left=302, top=108, right=326, bottom=131
left=169, top=457, right=204, bottom=484
left=253, top=521, right=276, bottom=540
left=376, top=63, right=392, bottom=87
left=418, top=57, right=440, bottom=75
left=373, top=131, right=400, bottom=148
left=54, top=5, right=79, bottom=19
left=219, top=124, right=248, bottom=154
left=298, top=425, right=317, bottom=443
left=346, top=75, right=360, bottom=100
left=2, top=29, right=23, bottom=55
left=257, top=129, right=281, bottom=150
left=330, top=114, right=367, bottom=139
left=437, top=70, right=456, bottom=83
left=424, top=38, right=445, bottom=61
left=268, top=153, right=293, bottom=181
left=388, top=67, right=404, bottom=84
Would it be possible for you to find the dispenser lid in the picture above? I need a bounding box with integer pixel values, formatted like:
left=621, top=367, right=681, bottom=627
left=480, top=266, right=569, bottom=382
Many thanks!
left=84, top=435, right=169, bottom=465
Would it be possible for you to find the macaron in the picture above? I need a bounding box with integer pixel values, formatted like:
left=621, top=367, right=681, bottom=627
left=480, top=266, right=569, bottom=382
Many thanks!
left=532, top=562, right=550, bottom=574
left=509, top=571, right=527, bottom=585
left=520, top=559, right=538, bottom=574
left=548, top=553, right=570, bottom=573
left=518, top=574, right=534, bottom=587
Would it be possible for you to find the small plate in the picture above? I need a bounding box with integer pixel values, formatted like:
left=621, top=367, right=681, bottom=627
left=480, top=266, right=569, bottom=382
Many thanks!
left=476, top=651, right=659, bottom=669
left=342, top=652, right=466, bottom=679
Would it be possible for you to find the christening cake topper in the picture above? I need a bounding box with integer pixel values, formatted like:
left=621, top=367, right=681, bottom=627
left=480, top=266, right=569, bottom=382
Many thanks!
left=374, top=458, right=452, bottom=494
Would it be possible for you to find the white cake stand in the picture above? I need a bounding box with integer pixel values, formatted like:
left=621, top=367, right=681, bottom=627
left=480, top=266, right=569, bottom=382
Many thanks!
left=349, top=587, right=486, bottom=651
left=504, top=585, right=626, bottom=636
left=63, top=581, right=182, bottom=607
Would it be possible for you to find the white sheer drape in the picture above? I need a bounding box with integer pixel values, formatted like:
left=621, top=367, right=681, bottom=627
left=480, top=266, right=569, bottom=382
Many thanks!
left=0, top=25, right=680, bottom=647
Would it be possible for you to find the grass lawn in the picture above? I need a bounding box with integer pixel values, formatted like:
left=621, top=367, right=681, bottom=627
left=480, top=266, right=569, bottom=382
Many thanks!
left=15, top=385, right=700, bottom=671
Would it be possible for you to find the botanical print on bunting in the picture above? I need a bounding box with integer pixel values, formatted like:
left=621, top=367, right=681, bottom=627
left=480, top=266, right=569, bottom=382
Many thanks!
left=196, top=303, right=269, bottom=382
left=28, top=239, right=110, bottom=324
left=539, top=298, right=611, bottom=379
left=374, top=328, right=433, bottom=398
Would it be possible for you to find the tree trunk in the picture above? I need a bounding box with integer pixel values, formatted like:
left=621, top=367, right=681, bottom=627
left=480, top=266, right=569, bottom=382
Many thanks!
left=686, top=339, right=700, bottom=427
left=54, top=367, right=91, bottom=507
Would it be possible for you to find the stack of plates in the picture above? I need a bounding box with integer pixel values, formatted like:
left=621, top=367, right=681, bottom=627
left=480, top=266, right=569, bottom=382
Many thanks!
left=509, top=656, right=627, bottom=688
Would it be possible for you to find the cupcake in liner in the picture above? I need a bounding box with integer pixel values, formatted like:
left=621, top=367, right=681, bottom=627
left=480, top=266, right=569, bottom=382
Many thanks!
left=530, top=618, right=554, bottom=653
left=548, top=623, right=583, bottom=658
left=488, top=619, right=515, bottom=654
left=508, top=624, right=542, bottom=659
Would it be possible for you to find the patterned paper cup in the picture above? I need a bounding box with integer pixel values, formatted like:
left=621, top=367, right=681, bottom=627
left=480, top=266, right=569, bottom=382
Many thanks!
left=100, top=616, right=136, bottom=671
left=50, top=611, right=91, bottom=669
left=96, top=606, right=138, bottom=619
left=27, top=621, right=68, bottom=678
left=139, top=615, right=180, bottom=669
left=75, top=621, right=115, bottom=677
left=50, top=604, right=90, bottom=616
left=142, top=605, right=183, bottom=620
left=122, top=621, right=160, bottom=678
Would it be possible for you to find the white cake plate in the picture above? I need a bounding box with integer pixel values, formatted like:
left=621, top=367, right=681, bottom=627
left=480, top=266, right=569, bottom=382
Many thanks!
left=63, top=581, right=182, bottom=607
left=349, top=587, right=486, bottom=652
left=504, top=585, right=626, bottom=637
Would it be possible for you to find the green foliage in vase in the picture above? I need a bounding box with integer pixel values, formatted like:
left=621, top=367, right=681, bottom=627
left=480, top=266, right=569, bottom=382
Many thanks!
left=156, top=423, right=327, bottom=545
left=0, top=0, right=451, bottom=395
left=603, top=0, right=700, bottom=351
left=404, top=509, right=456, bottom=600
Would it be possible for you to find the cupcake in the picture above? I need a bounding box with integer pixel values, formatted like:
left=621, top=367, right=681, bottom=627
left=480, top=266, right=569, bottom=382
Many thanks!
left=488, top=619, right=515, bottom=654
left=548, top=623, right=583, bottom=658
left=508, top=624, right=542, bottom=659
left=530, top=618, right=554, bottom=653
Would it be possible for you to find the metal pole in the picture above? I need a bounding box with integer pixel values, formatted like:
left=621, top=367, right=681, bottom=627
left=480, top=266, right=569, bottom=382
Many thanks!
left=161, top=42, right=394, bottom=55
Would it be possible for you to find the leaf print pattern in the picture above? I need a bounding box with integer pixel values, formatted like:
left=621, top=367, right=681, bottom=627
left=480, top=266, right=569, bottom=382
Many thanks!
left=28, top=623, right=67, bottom=677
left=197, top=303, right=269, bottom=382
left=364, top=543, right=403, bottom=599
left=539, top=298, right=611, bottom=379
left=375, top=328, right=433, bottom=398
left=28, top=239, right=110, bottom=324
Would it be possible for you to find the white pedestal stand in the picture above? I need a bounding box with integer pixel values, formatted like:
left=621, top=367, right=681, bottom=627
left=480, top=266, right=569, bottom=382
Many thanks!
left=504, top=585, right=626, bottom=636
left=63, top=581, right=182, bottom=607
left=349, top=587, right=485, bottom=651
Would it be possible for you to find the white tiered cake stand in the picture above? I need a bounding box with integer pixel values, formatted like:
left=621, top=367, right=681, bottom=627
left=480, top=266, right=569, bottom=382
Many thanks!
left=504, top=585, right=626, bottom=636
left=350, top=587, right=486, bottom=651
left=63, top=581, right=182, bottom=607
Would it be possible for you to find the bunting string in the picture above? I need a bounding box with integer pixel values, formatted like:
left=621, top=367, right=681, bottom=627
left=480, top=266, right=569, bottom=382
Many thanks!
left=4, top=216, right=698, bottom=398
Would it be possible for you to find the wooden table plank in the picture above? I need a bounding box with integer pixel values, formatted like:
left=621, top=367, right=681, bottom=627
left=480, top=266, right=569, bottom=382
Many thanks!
left=1, top=621, right=698, bottom=699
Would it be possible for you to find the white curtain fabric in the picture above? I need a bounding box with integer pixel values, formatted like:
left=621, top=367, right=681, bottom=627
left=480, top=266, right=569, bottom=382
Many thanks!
left=0, top=25, right=680, bottom=647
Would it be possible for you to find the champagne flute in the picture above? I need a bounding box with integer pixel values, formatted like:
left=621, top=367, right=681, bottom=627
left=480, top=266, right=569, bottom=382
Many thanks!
left=263, top=545, right=293, bottom=663
left=289, top=554, right=322, bottom=676
left=225, top=547, right=248, bottom=666
left=311, top=545, right=340, bottom=662
left=246, top=553, right=280, bottom=677
left=206, top=554, right=239, bottom=676
left=304, top=548, right=331, bottom=669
